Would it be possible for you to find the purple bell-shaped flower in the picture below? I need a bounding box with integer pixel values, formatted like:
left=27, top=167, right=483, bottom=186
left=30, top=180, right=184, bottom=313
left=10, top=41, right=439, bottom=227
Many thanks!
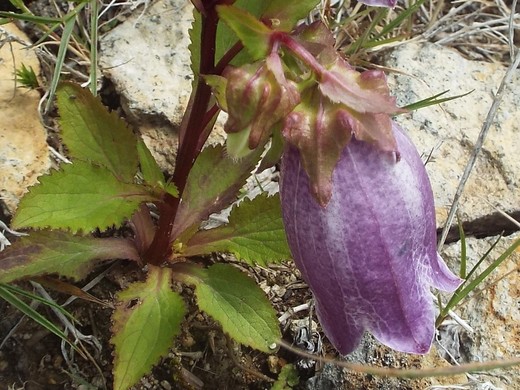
left=280, top=122, right=462, bottom=354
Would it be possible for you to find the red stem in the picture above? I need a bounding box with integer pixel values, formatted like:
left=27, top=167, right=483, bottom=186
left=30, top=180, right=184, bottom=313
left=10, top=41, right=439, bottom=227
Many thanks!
left=144, top=7, right=219, bottom=266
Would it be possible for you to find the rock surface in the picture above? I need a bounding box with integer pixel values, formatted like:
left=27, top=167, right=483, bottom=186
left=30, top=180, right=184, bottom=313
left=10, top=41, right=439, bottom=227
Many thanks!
left=385, top=42, right=520, bottom=234
left=0, top=24, right=50, bottom=216
left=439, top=232, right=520, bottom=389
left=99, top=0, right=226, bottom=173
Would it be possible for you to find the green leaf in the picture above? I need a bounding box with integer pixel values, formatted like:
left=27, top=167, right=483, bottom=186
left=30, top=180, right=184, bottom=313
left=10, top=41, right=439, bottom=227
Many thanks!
left=272, top=363, right=299, bottom=390
left=217, top=5, right=272, bottom=61
left=0, top=230, right=139, bottom=283
left=257, top=125, right=284, bottom=172
left=112, top=266, right=185, bottom=390
left=203, top=74, right=228, bottom=111
left=183, top=263, right=280, bottom=352
left=183, top=194, right=291, bottom=266
left=262, top=0, right=319, bottom=32
left=57, top=82, right=138, bottom=182
left=171, top=144, right=262, bottom=240
left=188, top=5, right=202, bottom=90
left=137, top=139, right=166, bottom=188
left=12, top=161, right=157, bottom=232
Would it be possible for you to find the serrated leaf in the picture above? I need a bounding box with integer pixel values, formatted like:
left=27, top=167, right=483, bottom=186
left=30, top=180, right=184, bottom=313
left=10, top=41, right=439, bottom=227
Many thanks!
left=137, top=139, right=164, bottom=186
left=0, top=230, right=139, bottom=283
left=186, top=263, right=280, bottom=352
left=183, top=195, right=290, bottom=266
left=57, top=82, right=138, bottom=182
left=171, top=144, right=262, bottom=240
left=263, top=0, right=320, bottom=32
left=12, top=161, right=157, bottom=232
left=217, top=5, right=271, bottom=61
left=112, top=266, right=185, bottom=390
left=188, top=5, right=202, bottom=91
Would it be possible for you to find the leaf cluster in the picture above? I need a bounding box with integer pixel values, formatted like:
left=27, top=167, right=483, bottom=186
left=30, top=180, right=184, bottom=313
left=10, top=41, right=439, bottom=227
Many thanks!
left=0, top=51, right=290, bottom=390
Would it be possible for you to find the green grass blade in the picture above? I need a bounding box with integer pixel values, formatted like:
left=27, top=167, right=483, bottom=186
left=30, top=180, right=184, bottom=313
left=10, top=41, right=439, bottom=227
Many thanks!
left=44, top=3, right=87, bottom=112
left=30, top=21, right=64, bottom=49
left=8, top=0, right=26, bottom=11
left=357, top=34, right=407, bottom=49
left=347, top=8, right=388, bottom=55
left=332, top=8, right=372, bottom=32
left=0, top=285, right=75, bottom=348
left=373, top=0, right=427, bottom=40
left=0, top=11, right=62, bottom=24
left=403, top=89, right=473, bottom=111
left=457, top=215, right=467, bottom=279
left=461, top=235, right=502, bottom=286
left=453, top=237, right=520, bottom=308
left=89, top=0, right=98, bottom=96
left=439, top=235, right=519, bottom=324
left=0, top=283, right=75, bottom=321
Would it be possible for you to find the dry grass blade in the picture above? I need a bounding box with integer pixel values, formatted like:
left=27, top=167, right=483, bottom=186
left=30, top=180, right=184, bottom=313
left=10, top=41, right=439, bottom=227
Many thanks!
left=279, top=340, right=520, bottom=378
left=422, top=0, right=519, bottom=61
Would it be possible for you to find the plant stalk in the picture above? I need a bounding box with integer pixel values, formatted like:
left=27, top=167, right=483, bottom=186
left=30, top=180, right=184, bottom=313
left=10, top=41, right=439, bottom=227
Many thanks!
left=144, top=6, right=219, bottom=266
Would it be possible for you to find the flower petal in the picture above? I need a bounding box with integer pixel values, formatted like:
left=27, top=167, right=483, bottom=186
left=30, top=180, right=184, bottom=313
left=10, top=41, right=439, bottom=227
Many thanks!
left=280, top=122, right=462, bottom=355
left=358, top=0, right=397, bottom=8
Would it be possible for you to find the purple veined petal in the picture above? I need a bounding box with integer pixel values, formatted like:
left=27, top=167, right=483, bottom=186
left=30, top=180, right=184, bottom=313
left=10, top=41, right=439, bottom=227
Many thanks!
left=358, top=0, right=398, bottom=8
left=280, top=122, right=462, bottom=355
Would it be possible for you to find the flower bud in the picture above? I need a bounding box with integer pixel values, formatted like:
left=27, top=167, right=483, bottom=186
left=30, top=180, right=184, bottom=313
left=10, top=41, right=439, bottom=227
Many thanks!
left=222, top=55, right=299, bottom=159
left=280, top=122, right=462, bottom=355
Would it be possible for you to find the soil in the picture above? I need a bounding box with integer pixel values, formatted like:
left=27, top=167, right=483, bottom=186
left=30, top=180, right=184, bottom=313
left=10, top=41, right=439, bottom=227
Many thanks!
left=0, top=258, right=329, bottom=390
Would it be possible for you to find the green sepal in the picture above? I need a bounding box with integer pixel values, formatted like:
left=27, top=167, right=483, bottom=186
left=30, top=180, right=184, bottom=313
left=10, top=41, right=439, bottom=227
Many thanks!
left=57, top=82, right=138, bottom=182
left=183, top=194, right=291, bottom=266
left=112, top=266, right=185, bottom=390
left=202, top=74, right=228, bottom=112
left=216, top=5, right=272, bottom=61
left=262, top=0, right=320, bottom=32
left=12, top=161, right=158, bottom=233
left=179, top=263, right=280, bottom=353
left=0, top=230, right=140, bottom=283
left=257, top=125, right=284, bottom=173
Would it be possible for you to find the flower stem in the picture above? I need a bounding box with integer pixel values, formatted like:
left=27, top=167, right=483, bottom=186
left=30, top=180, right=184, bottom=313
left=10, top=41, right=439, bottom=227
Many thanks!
left=144, top=7, right=219, bottom=266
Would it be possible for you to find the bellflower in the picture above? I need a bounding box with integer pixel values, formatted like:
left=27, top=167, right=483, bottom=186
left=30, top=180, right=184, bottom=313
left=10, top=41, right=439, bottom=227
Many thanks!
left=280, top=123, right=462, bottom=354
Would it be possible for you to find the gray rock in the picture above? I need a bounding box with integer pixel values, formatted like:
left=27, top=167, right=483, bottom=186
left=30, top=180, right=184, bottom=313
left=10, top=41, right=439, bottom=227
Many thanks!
left=439, top=232, right=520, bottom=388
left=385, top=42, right=520, bottom=232
left=100, top=0, right=193, bottom=124
left=99, top=0, right=226, bottom=173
